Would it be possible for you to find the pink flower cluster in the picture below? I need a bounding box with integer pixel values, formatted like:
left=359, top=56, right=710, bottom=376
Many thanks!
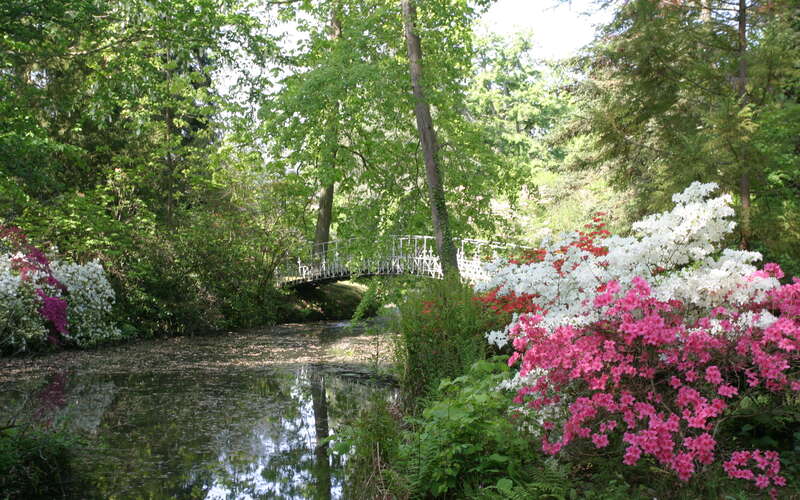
left=36, top=290, right=69, bottom=338
left=724, top=450, right=785, bottom=497
left=509, top=272, right=797, bottom=497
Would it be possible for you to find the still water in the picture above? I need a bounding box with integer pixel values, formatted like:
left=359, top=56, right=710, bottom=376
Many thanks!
left=0, top=321, right=396, bottom=499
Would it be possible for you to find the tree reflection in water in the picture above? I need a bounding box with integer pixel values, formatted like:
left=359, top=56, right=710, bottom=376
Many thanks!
left=0, top=364, right=393, bottom=499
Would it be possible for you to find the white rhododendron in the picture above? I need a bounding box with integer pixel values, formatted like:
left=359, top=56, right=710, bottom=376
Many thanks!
left=0, top=268, right=48, bottom=352
left=476, top=182, right=781, bottom=349
left=51, top=260, right=121, bottom=346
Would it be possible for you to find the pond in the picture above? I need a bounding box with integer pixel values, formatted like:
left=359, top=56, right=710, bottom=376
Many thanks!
left=0, top=320, right=398, bottom=499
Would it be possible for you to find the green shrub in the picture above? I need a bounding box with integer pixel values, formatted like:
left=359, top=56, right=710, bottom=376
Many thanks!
left=401, top=357, right=539, bottom=498
left=12, top=182, right=297, bottom=341
left=0, top=426, right=85, bottom=499
left=351, top=280, right=382, bottom=323
left=335, top=392, right=409, bottom=500
left=395, top=276, right=505, bottom=406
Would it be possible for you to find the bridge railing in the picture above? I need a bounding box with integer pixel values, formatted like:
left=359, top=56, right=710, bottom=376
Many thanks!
left=274, top=235, right=528, bottom=287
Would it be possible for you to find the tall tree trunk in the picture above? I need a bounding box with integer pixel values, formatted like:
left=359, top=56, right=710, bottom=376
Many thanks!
left=310, top=373, right=332, bottom=500
left=736, top=0, right=751, bottom=249
left=401, top=0, right=459, bottom=276
left=314, top=182, right=335, bottom=257
left=313, top=4, right=342, bottom=259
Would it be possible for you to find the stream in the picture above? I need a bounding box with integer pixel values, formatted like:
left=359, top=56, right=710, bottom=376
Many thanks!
left=0, top=320, right=397, bottom=499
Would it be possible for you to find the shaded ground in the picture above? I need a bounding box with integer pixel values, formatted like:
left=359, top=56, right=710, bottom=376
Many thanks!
left=0, top=319, right=397, bottom=384
left=282, top=281, right=370, bottom=322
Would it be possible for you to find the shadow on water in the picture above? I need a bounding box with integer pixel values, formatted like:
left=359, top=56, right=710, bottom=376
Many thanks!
left=0, top=321, right=397, bottom=500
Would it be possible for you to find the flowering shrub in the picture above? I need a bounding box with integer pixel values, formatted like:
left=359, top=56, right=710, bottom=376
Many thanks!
left=476, top=183, right=798, bottom=498
left=50, top=260, right=120, bottom=347
left=0, top=226, right=120, bottom=352
left=396, top=276, right=505, bottom=405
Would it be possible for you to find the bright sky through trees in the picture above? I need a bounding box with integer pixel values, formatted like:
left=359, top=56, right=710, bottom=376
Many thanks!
left=480, top=0, right=611, bottom=59
left=217, top=1, right=607, bottom=99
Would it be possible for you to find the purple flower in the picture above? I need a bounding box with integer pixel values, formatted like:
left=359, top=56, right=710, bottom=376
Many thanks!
left=36, top=289, right=69, bottom=336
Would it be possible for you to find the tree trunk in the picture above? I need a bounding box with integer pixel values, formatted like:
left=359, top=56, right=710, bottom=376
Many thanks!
left=310, top=373, right=332, bottom=500
left=401, top=0, right=459, bottom=276
left=312, top=4, right=342, bottom=259
left=313, top=182, right=335, bottom=257
left=736, top=0, right=751, bottom=249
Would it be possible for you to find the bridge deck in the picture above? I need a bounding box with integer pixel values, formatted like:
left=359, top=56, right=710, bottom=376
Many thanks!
left=275, top=235, right=524, bottom=287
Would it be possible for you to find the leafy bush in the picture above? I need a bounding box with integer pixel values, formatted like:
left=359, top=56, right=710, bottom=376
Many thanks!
left=0, top=426, right=85, bottom=499
left=401, top=357, right=539, bottom=498
left=9, top=163, right=307, bottom=340
left=395, top=276, right=505, bottom=406
left=351, top=280, right=383, bottom=323
left=351, top=276, right=423, bottom=324
left=0, top=226, right=121, bottom=353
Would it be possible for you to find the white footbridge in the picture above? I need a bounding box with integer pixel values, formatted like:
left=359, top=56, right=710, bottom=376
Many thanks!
left=275, top=235, right=526, bottom=287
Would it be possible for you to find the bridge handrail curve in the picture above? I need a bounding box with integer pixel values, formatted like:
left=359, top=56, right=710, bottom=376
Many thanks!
left=274, top=234, right=530, bottom=287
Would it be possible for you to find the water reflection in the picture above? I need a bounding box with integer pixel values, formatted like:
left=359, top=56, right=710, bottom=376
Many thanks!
left=1, top=363, right=393, bottom=499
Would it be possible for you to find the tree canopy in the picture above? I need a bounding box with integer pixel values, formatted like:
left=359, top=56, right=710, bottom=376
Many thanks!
left=1, top=0, right=799, bottom=334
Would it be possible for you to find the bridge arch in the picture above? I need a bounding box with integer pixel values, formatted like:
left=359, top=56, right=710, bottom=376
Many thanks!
left=275, top=235, right=526, bottom=288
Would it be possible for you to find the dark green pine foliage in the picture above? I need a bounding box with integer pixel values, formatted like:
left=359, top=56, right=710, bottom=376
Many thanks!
left=566, top=0, right=800, bottom=269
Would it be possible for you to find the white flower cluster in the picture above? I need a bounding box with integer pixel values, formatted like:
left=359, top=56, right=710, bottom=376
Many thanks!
left=0, top=253, right=121, bottom=352
left=0, top=266, right=47, bottom=352
left=51, top=260, right=121, bottom=347
left=477, top=182, right=781, bottom=348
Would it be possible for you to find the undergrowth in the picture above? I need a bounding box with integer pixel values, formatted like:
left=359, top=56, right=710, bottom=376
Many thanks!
left=0, top=426, right=86, bottom=499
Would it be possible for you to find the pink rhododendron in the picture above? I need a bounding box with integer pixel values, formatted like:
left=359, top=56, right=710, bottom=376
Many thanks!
left=2, top=225, right=71, bottom=340
left=504, top=278, right=799, bottom=492
left=723, top=450, right=785, bottom=499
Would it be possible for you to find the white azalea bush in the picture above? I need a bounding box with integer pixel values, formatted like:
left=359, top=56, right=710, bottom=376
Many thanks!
left=0, top=226, right=121, bottom=353
left=0, top=263, right=49, bottom=352
left=478, top=182, right=779, bottom=351
left=50, top=260, right=121, bottom=347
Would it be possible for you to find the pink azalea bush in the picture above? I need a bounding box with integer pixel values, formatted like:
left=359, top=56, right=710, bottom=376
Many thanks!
left=477, top=183, right=798, bottom=498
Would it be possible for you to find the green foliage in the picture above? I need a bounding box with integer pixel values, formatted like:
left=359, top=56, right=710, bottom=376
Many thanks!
left=0, top=0, right=296, bottom=342
left=395, top=276, right=504, bottom=405
left=0, top=281, right=49, bottom=354
left=335, top=393, right=410, bottom=500
left=467, top=33, right=567, bottom=192
left=351, top=280, right=383, bottom=324
left=0, top=0, right=521, bottom=344
left=400, top=357, right=539, bottom=498
left=260, top=0, right=507, bottom=244
left=349, top=276, right=417, bottom=324
left=470, top=460, right=576, bottom=500
left=0, top=426, right=85, bottom=499
left=565, top=0, right=800, bottom=265
left=465, top=32, right=629, bottom=243
left=719, top=393, right=800, bottom=494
